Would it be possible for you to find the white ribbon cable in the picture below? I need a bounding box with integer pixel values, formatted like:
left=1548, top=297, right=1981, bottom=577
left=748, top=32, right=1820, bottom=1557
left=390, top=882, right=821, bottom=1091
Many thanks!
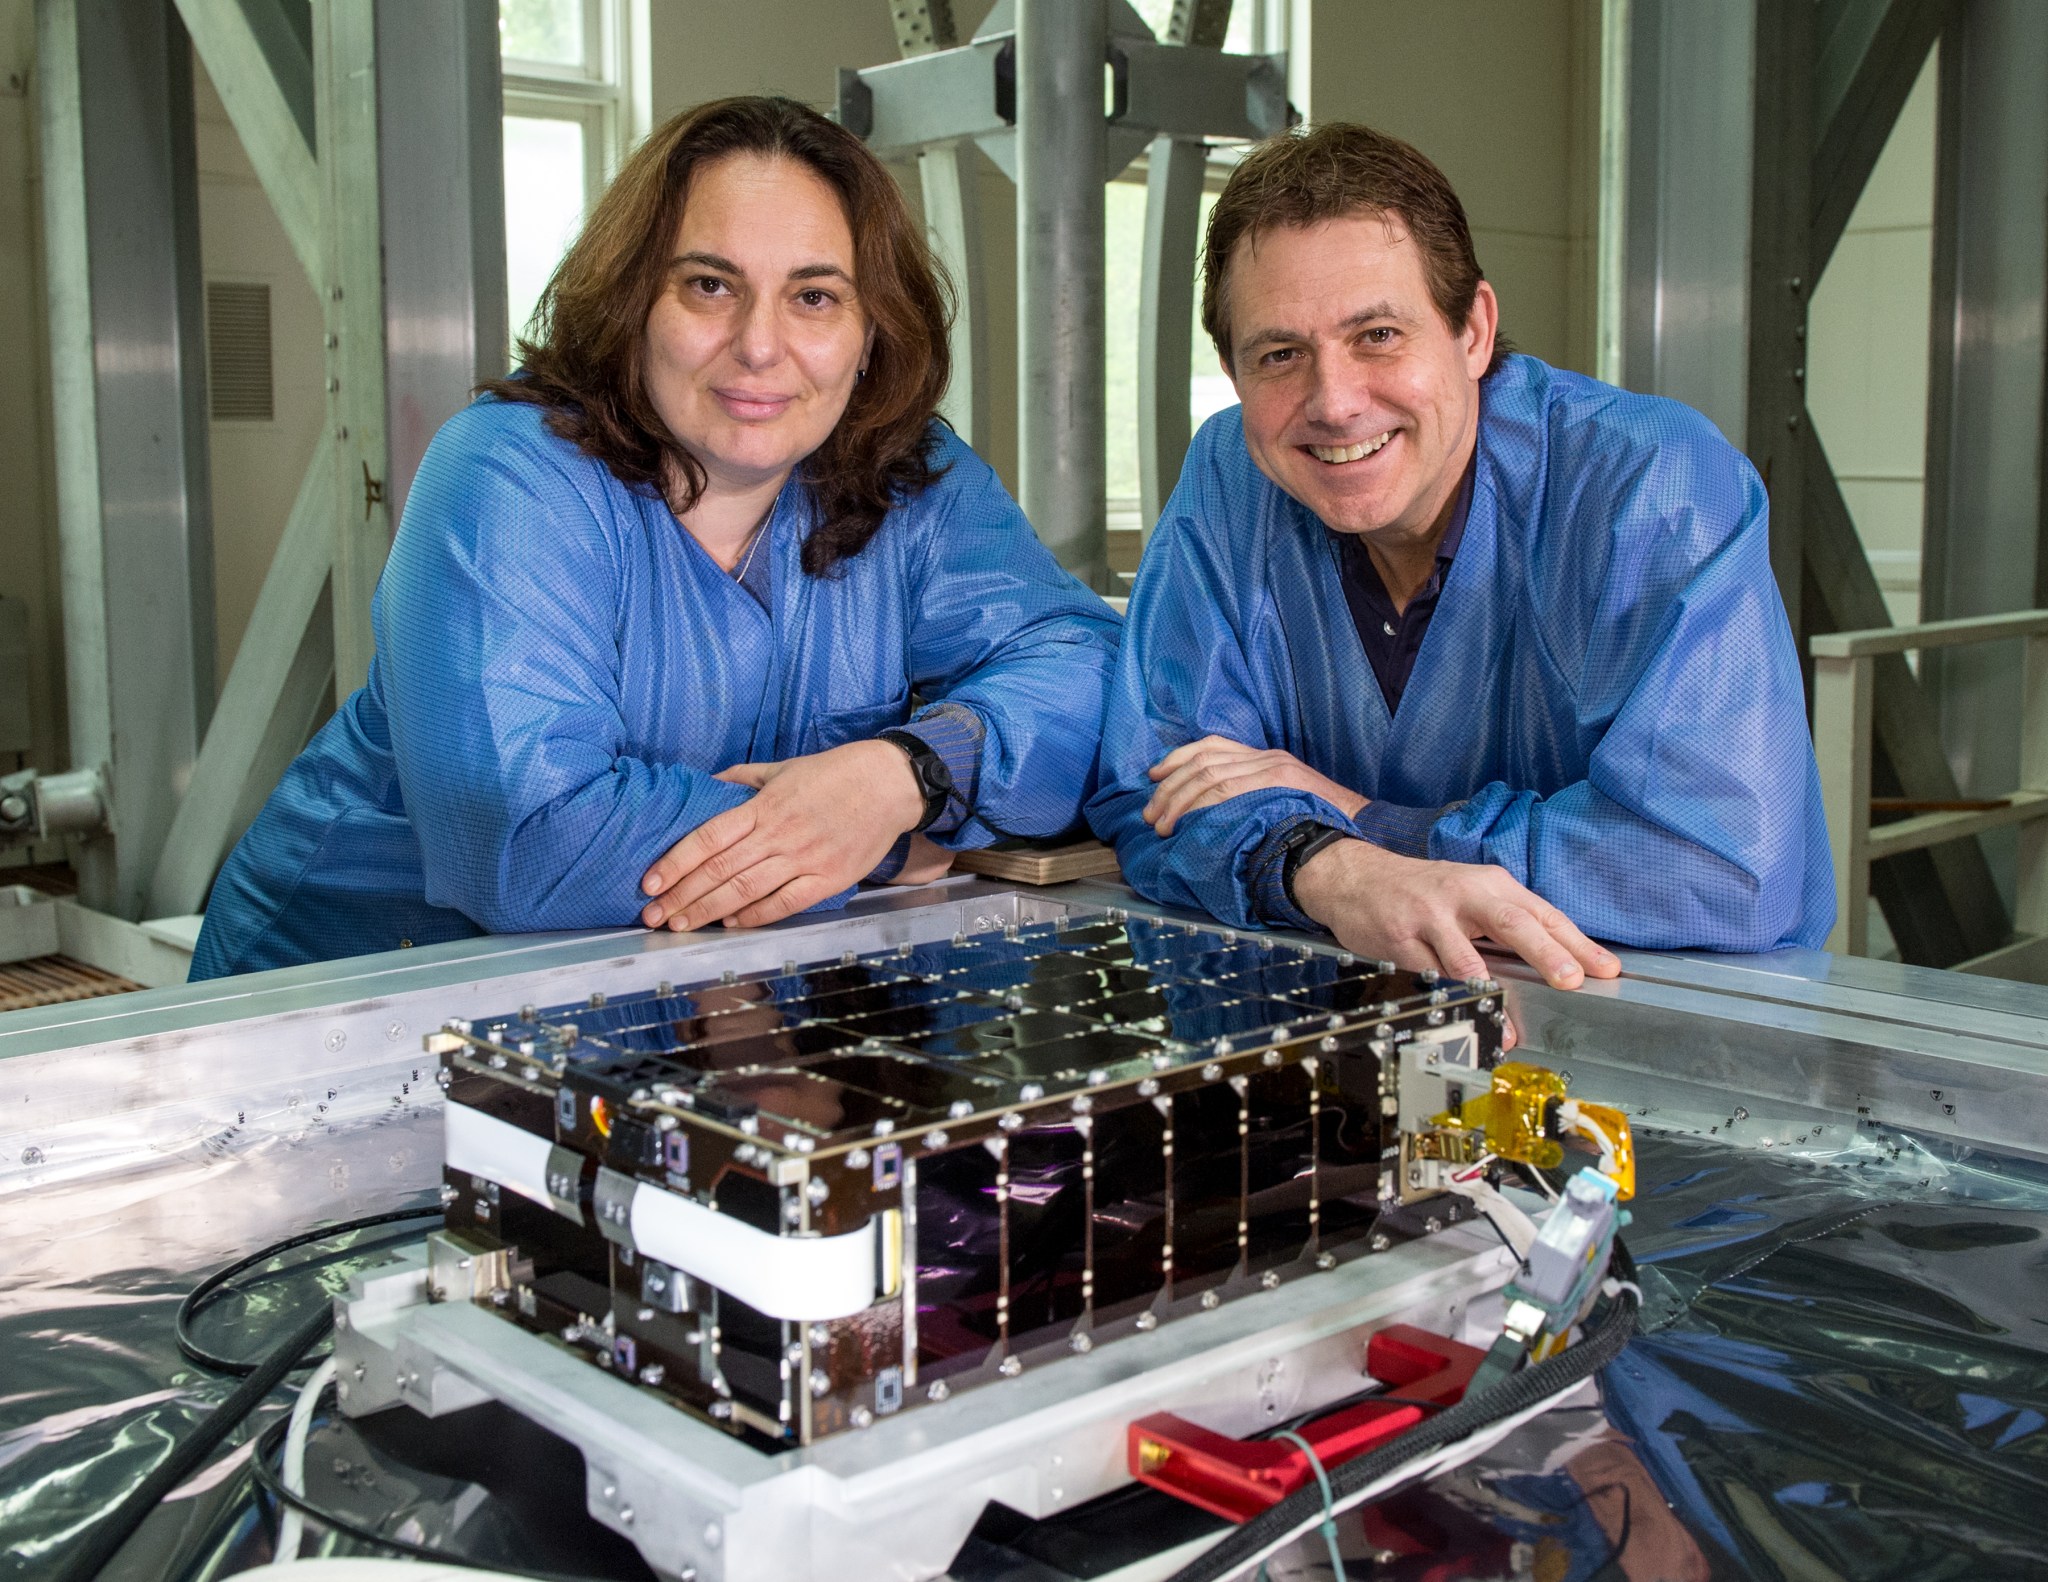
left=443, top=1103, right=554, bottom=1210
left=445, top=1104, right=882, bottom=1321
left=629, top=1179, right=880, bottom=1321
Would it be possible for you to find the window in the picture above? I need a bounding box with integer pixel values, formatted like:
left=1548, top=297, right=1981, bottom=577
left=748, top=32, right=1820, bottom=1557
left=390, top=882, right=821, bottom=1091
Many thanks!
left=500, top=0, right=633, bottom=359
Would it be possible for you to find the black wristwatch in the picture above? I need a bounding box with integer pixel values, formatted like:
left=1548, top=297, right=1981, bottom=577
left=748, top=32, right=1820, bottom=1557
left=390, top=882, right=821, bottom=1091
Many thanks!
left=878, top=728, right=955, bottom=832
left=1280, top=821, right=1349, bottom=915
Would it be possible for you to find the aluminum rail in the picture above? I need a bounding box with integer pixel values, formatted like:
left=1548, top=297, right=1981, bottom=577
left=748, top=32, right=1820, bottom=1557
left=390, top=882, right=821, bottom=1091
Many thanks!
left=9, top=877, right=2048, bottom=1194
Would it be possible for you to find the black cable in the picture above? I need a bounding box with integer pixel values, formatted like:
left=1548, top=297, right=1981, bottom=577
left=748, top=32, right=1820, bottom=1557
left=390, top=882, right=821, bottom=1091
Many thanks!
left=50, top=1300, right=336, bottom=1582
left=248, top=1393, right=609, bottom=1582
left=1165, top=1241, right=1641, bottom=1582
left=177, top=1205, right=441, bottom=1374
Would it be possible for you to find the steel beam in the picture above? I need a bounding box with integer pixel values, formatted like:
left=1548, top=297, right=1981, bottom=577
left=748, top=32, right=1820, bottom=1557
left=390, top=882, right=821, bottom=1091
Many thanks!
left=1615, top=0, right=1755, bottom=450
left=1015, top=0, right=1109, bottom=590
left=1138, top=139, right=1204, bottom=539
left=146, top=461, right=334, bottom=919
left=36, top=0, right=217, bottom=921
left=1137, top=0, right=1232, bottom=540
left=315, top=0, right=389, bottom=701
left=1919, top=0, right=2048, bottom=912
left=891, top=2, right=994, bottom=451
left=1811, top=0, right=1953, bottom=277
left=173, top=0, right=324, bottom=288
left=375, top=0, right=507, bottom=526
left=1744, top=0, right=1814, bottom=637
left=919, top=144, right=992, bottom=449
left=1802, top=428, right=2011, bottom=963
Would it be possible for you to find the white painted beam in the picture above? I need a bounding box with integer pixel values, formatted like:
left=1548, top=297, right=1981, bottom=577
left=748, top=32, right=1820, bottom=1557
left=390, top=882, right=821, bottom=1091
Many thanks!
left=173, top=0, right=325, bottom=290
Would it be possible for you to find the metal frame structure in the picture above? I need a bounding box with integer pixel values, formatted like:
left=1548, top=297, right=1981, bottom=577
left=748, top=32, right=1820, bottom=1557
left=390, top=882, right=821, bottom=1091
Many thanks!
left=843, top=0, right=1289, bottom=593
left=1812, top=610, right=2048, bottom=969
left=1918, top=1, right=2048, bottom=917
left=35, top=0, right=217, bottom=922
left=1611, top=0, right=2048, bottom=970
left=29, top=0, right=506, bottom=927
left=12, top=877, right=2048, bottom=1575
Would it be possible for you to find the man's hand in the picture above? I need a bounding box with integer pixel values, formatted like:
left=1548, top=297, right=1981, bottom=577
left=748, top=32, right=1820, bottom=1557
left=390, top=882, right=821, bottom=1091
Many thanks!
left=639, top=740, right=925, bottom=931
left=1292, top=837, right=1618, bottom=991
left=1145, top=735, right=1368, bottom=836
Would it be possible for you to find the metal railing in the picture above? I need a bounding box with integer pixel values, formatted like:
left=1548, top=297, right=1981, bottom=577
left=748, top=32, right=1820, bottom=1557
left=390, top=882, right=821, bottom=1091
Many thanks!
left=1811, top=610, right=2048, bottom=976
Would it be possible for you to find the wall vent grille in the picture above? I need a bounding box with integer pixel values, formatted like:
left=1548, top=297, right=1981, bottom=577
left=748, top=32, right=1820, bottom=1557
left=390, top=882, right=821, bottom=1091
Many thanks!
left=206, top=280, right=274, bottom=422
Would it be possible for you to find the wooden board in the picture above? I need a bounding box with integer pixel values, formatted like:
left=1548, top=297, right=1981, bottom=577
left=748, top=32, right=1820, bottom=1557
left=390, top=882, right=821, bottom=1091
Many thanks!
left=0, top=954, right=141, bottom=1014
left=951, top=839, right=1123, bottom=885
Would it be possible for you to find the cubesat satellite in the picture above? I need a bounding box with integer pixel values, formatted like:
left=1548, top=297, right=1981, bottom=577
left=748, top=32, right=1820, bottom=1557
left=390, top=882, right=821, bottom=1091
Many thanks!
left=336, top=901, right=1629, bottom=1580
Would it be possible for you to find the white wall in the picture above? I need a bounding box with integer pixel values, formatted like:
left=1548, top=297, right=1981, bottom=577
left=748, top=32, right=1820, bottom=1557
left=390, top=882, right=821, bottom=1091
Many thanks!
left=1309, top=0, right=1603, bottom=375
left=1806, top=50, right=1938, bottom=629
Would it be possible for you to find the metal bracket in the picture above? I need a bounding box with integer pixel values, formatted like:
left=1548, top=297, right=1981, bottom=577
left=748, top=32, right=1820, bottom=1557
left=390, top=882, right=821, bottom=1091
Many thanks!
left=0, top=766, right=109, bottom=848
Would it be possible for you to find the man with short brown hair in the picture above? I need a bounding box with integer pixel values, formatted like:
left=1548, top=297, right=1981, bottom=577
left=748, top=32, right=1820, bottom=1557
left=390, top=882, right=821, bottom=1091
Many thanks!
left=1087, top=123, right=1832, bottom=982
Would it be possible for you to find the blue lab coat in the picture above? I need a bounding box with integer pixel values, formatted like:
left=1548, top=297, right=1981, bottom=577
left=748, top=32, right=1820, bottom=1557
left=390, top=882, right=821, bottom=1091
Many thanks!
left=192, top=400, right=1119, bottom=978
left=1087, top=354, right=1834, bottom=952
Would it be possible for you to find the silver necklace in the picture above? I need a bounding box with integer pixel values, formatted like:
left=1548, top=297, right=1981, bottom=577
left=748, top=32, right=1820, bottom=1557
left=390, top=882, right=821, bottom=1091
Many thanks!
left=731, top=517, right=769, bottom=584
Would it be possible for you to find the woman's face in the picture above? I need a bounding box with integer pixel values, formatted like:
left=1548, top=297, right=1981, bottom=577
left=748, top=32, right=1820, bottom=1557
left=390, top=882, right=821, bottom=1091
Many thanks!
left=644, top=152, right=872, bottom=501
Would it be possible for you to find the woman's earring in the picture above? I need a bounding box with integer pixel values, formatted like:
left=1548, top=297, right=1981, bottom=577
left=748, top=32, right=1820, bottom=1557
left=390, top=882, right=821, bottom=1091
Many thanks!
left=857, top=366, right=868, bottom=381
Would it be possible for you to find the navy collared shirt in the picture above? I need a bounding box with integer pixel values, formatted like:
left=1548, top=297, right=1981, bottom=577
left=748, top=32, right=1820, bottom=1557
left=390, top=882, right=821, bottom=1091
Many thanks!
left=1333, top=463, right=1474, bottom=715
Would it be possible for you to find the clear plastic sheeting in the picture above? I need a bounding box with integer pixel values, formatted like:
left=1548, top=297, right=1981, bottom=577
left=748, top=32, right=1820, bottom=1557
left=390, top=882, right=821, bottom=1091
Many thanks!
left=1203, top=1128, right=2048, bottom=1582
left=8, top=1106, right=2048, bottom=1580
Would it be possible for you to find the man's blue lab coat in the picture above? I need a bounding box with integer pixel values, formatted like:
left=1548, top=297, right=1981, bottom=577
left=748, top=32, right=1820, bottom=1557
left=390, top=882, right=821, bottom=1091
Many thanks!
left=193, top=400, right=1119, bottom=978
left=1087, top=355, right=1833, bottom=952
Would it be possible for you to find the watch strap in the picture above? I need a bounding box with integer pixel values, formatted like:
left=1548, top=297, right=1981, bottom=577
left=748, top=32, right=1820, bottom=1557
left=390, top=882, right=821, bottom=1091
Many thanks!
left=877, top=728, right=954, bottom=833
left=1280, top=822, right=1350, bottom=917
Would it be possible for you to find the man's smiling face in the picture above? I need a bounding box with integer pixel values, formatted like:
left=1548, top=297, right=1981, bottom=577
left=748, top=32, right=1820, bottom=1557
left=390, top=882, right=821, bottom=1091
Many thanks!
left=1224, top=211, right=1496, bottom=547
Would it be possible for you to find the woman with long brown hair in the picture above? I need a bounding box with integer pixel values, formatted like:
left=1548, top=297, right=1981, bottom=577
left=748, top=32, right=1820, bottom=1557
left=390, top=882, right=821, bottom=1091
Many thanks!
left=192, top=96, right=1118, bottom=977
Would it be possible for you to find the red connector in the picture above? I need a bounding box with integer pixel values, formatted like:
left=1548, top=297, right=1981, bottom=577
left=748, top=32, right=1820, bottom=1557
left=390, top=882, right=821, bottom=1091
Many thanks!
left=1127, top=1325, right=1485, bottom=1523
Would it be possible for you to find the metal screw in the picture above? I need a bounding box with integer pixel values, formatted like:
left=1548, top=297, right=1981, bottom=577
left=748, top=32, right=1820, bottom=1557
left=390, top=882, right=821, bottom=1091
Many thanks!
left=1370, top=1232, right=1392, bottom=1252
left=1260, top=1270, right=1281, bottom=1289
left=19, top=1146, right=43, bottom=1167
left=1200, top=1290, right=1220, bottom=1310
left=1425, top=1217, right=1444, bottom=1234
left=851, top=1406, right=874, bottom=1428
left=847, top=1147, right=871, bottom=1170
left=1315, top=1251, right=1337, bottom=1270
left=923, top=1130, right=949, bottom=1150
left=1201, top=1063, right=1222, bottom=1082
left=1138, top=1078, right=1159, bottom=1097
left=807, top=1177, right=830, bottom=1204
left=1135, top=1312, right=1159, bottom=1331
left=1069, top=1332, right=1094, bottom=1353
left=325, top=1028, right=347, bottom=1052
left=999, top=1356, right=1023, bottom=1377
left=928, top=1379, right=951, bottom=1402
left=809, top=1368, right=832, bottom=1397
left=0, top=794, right=27, bottom=822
